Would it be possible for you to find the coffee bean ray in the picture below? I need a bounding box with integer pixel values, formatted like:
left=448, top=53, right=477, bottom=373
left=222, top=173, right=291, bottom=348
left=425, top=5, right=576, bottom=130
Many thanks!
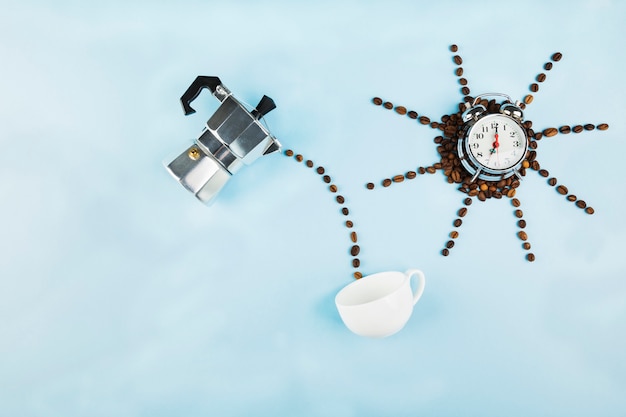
left=284, top=149, right=365, bottom=279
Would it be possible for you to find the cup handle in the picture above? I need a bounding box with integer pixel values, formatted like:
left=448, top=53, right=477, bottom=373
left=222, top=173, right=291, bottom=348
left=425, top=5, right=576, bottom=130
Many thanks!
left=405, top=269, right=426, bottom=305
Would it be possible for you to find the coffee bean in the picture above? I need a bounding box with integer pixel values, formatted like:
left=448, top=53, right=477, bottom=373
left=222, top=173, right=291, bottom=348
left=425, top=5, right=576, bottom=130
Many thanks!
left=323, top=175, right=331, bottom=183
left=576, top=200, right=587, bottom=209
left=306, top=160, right=314, bottom=168
left=526, top=253, right=536, bottom=262
left=530, top=83, right=539, bottom=92
left=567, top=194, right=577, bottom=202
left=350, top=245, right=360, bottom=256
left=336, top=195, right=345, bottom=204
left=459, top=78, right=468, bottom=86
left=395, top=106, right=407, bottom=115
left=450, top=231, right=459, bottom=239
left=316, top=166, right=325, bottom=175
left=418, top=167, right=426, bottom=175
left=573, top=125, right=583, bottom=133
left=534, top=132, right=543, bottom=140
left=551, top=52, right=563, bottom=62
left=478, top=192, right=487, bottom=202
left=341, top=207, right=349, bottom=215
left=366, top=182, right=375, bottom=190
left=458, top=207, right=468, bottom=217
left=406, top=171, right=417, bottom=179
left=511, top=198, right=521, bottom=207
left=450, top=44, right=458, bottom=52
left=446, top=240, right=455, bottom=249
left=453, top=55, right=463, bottom=65
left=285, top=149, right=294, bottom=157
left=559, top=125, right=571, bottom=134
left=345, top=220, right=353, bottom=228
left=329, top=184, right=338, bottom=193
left=518, top=219, right=526, bottom=228
left=419, top=116, right=431, bottom=125
left=544, top=62, right=553, bottom=70
left=392, top=175, right=404, bottom=183
left=531, top=160, right=540, bottom=171
left=383, top=101, right=393, bottom=109
left=455, top=67, right=464, bottom=76
left=442, top=248, right=450, bottom=256
left=523, top=242, right=531, bottom=250
left=584, top=123, right=595, bottom=131
left=354, top=271, right=363, bottom=279
left=507, top=188, right=516, bottom=198
left=597, top=123, right=609, bottom=130
left=350, top=231, right=358, bottom=243
left=524, top=94, right=534, bottom=104
left=537, top=73, right=547, bottom=82
left=543, top=127, right=558, bottom=137
left=585, top=207, right=595, bottom=215
left=408, top=111, right=418, bottom=119
left=453, top=218, right=462, bottom=227
left=515, top=209, right=524, bottom=218
left=539, top=169, right=549, bottom=177
left=352, top=258, right=360, bottom=268
left=557, top=185, right=568, bottom=195
left=426, top=166, right=436, bottom=174
left=548, top=177, right=557, bottom=186
left=518, top=231, right=528, bottom=241
left=295, top=154, right=303, bottom=162
left=382, top=179, right=392, bottom=187
left=464, top=197, right=473, bottom=206
left=461, top=87, right=470, bottom=95
left=468, top=189, right=479, bottom=197
left=372, top=97, right=383, bottom=105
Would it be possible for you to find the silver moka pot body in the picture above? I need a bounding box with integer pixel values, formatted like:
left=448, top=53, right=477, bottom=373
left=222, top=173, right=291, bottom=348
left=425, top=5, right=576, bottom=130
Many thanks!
left=166, top=76, right=280, bottom=204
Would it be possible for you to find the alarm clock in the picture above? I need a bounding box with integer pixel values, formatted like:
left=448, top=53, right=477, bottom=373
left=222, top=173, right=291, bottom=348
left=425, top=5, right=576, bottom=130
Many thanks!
left=457, top=93, right=528, bottom=182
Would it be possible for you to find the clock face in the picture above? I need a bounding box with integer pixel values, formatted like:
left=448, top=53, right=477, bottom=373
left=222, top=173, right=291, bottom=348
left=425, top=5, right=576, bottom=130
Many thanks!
left=466, top=114, right=527, bottom=172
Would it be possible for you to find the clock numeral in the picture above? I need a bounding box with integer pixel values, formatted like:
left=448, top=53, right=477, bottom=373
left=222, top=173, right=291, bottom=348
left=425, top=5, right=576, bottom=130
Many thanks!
left=476, top=152, right=483, bottom=158
left=482, top=126, right=489, bottom=133
left=474, top=133, right=484, bottom=139
left=491, top=122, right=499, bottom=129
left=471, top=143, right=480, bottom=149
left=513, top=140, right=521, bottom=147
left=509, top=131, right=516, bottom=137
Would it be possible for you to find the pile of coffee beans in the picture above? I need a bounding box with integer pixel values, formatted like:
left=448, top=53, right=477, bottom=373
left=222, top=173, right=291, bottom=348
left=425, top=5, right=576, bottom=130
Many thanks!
left=284, top=149, right=363, bottom=279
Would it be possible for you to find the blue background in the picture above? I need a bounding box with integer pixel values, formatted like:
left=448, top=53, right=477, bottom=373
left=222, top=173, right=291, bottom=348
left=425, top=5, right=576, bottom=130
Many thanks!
left=1, top=1, right=625, bottom=416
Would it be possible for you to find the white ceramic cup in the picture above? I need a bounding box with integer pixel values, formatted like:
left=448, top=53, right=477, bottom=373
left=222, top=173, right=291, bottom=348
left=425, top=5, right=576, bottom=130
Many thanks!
left=335, top=269, right=426, bottom=338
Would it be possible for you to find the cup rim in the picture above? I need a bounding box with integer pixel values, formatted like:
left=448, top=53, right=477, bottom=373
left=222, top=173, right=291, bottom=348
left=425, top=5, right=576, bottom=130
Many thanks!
left=335, top=271, right=406, bottom=308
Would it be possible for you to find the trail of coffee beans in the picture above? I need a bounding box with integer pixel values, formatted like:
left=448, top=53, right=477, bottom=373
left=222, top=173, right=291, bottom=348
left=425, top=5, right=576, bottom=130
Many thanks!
left=450, top=44, right=472, bottom=102
left=521, top=51, right=564, bottom=109
left=283, top=149, right=364, bottom=279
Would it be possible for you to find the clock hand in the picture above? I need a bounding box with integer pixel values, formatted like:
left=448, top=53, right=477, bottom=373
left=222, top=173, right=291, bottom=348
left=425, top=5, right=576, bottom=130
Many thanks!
left=493, top=133, right=500, bottom=166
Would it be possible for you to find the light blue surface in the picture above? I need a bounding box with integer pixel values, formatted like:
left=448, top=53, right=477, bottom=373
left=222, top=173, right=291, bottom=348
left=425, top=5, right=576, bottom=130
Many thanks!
left=1, top=1, right=625, bottom=416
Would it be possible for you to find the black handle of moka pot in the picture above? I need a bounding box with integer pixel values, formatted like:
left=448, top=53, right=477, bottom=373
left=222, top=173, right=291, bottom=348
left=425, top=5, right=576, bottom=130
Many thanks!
left=180, top=76, right=222, bottom=116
